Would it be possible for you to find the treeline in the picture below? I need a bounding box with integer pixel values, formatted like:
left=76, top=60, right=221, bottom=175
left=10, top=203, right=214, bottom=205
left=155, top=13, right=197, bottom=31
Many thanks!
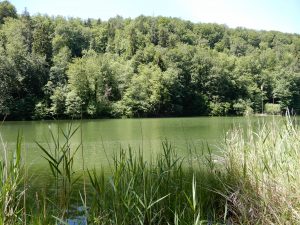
left=0, top=1, right=299, bottom=120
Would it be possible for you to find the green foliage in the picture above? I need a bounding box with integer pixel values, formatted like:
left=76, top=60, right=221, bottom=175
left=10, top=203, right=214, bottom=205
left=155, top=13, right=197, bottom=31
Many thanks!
left=65, top=91, right=82, bottom=118
left=52, top=18, right=90, bottom=57
left=0, top=48, right=15, bottom=115
left=32, top=16, right=53, bottom=63
left=117, top=64, right=166, bottom=117
left=49, top=86, right=67, bottom=116
left=67, top=50, right=120, bottom=117
left=33, top=101, right=49, bottom=119
left=49, top=46, right=71, bottom=87
left=0, top=2, right=299, bottom=119
left=194, top=23, right=226, bottom=48
left=209, top=101, right=231, bottom=116
left=264, top=103, right=281, bottom=114
left=232, top=99, right=253, bottom=116
left=0, top=0, right=17, bottom=24
left=0, top=16, right=48, bottom=119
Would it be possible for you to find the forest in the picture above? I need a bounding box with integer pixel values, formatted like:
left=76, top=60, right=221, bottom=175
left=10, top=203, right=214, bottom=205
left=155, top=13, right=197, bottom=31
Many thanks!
left=0, top=1, right=299, bottom=120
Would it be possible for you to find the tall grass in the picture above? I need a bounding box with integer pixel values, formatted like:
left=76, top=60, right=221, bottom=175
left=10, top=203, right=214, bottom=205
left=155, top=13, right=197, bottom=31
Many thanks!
left=0, top=132, right=25, bottom=225
left=221, top=116, right=300, bottom=224
left=36, top=123, right=82, bottom=218
left=87, top=142, right=226, bottom=225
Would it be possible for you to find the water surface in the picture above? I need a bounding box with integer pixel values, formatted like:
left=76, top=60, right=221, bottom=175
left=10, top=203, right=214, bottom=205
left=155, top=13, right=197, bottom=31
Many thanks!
left=0, top=116, right=280, bottom=175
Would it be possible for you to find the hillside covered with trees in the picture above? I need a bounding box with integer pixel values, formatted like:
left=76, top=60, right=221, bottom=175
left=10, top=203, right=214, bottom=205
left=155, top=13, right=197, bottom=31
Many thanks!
left=0, top=1, right=299, bottom=120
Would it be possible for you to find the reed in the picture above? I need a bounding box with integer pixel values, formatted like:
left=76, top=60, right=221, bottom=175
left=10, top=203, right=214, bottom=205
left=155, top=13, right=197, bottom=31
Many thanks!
left=220, top=115, right=300, bottom=224
left=36, top=123, right=81, bottom=219
left=0, top=132, right=25, bottom=225
left=87, top=142, right=226, bottom=224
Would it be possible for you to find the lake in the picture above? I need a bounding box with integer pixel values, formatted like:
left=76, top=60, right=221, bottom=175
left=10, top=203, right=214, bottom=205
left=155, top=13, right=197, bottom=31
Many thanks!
left=0, top=116, right=280, bottom=177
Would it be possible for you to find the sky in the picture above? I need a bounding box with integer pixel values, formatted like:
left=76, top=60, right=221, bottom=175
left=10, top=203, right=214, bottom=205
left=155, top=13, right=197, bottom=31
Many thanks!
left=9, top=0, right=300, bottom=34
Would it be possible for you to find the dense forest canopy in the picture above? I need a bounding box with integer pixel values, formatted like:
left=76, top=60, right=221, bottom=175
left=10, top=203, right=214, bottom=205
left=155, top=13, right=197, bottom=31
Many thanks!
left=0, top=1, right=299, bottom=120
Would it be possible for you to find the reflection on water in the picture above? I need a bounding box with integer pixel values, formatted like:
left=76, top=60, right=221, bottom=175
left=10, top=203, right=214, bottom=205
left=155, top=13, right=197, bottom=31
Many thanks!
left=0, top=116, right=284, bottom=176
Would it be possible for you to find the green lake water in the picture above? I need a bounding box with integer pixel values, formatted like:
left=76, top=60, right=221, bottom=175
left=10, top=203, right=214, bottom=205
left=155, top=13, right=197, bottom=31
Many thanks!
left=0, top=116, right=282, bottom=180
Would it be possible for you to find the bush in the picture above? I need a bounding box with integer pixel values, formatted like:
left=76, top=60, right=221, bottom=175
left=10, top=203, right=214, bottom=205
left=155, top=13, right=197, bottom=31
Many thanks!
left=209, top=101, right=231, bottom=116
left=49, top=86, right=67, bottom=116
left=33, top=101, right=49, bottom=119
left=264, top=103, right=281, bottom=114
left=65, top=91, right=83, bottom=118
left=233, top=99, right=253, bottom=116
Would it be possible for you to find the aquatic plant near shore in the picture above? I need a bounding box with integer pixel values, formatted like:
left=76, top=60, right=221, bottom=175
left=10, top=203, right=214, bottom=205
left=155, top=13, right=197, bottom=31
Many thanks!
left=87, top=142, right=226, bottom=224
left=36, top=123, right=81, bottom=218
left=0, top=132, right=24, bottom=225
left=221, top=116, right=300, bottom=224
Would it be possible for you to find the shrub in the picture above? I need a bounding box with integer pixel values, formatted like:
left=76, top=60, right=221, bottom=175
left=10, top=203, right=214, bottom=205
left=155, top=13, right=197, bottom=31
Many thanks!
left=264, top=103, right=281, bottom=114
left=209, top=101, right=231, bottom=116
left=65, top=91, right=83, bottom=118
left=233, top=99, right=253, bottom=116
left=33, top=101, right=49, bottom=119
